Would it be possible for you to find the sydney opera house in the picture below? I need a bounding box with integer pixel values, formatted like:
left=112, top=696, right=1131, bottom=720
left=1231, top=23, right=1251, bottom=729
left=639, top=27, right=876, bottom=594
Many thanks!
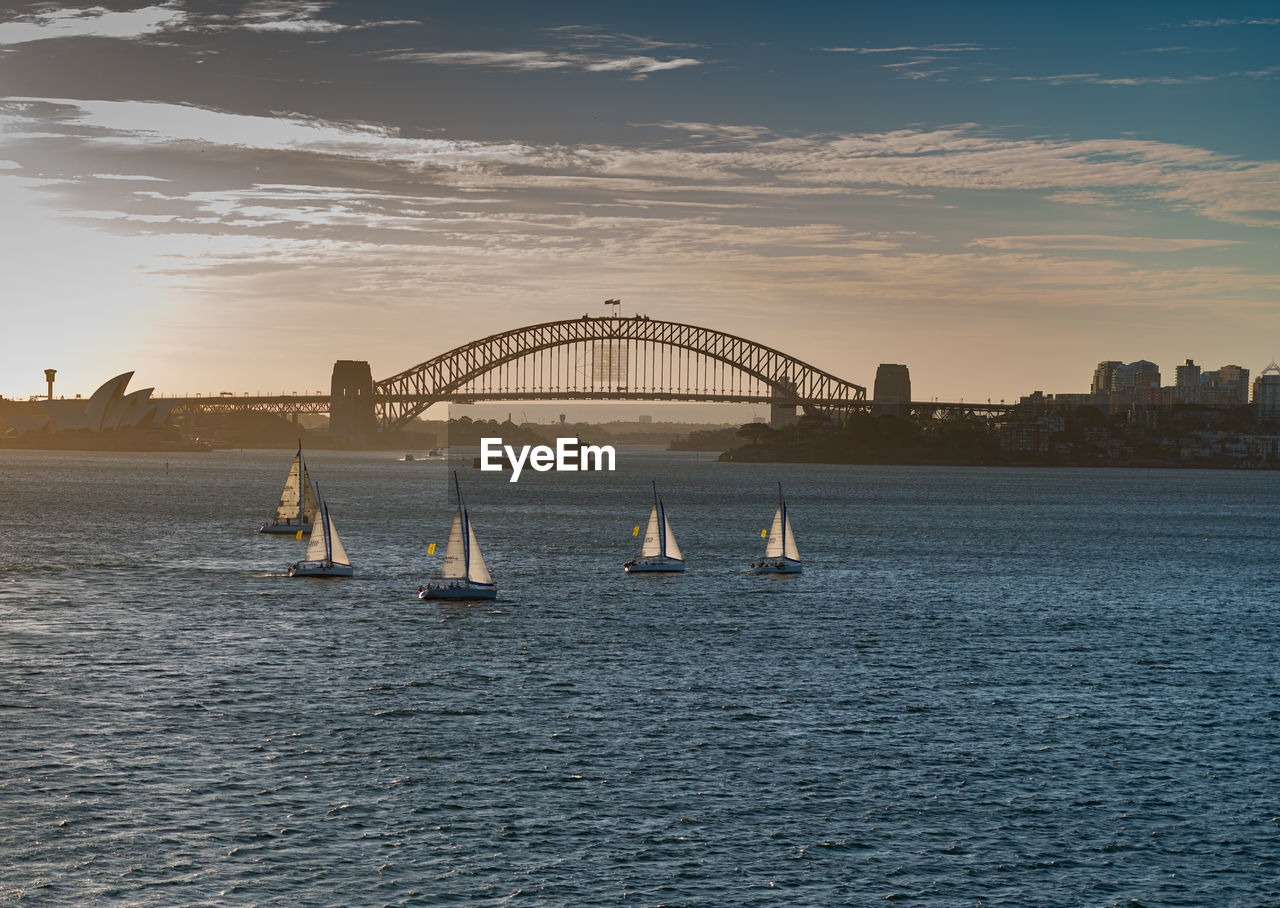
left=0, top=372, right=183, bottom=448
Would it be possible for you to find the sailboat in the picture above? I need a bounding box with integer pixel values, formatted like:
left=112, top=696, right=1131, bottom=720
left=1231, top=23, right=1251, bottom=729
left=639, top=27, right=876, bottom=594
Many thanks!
left=624, top=482, right=685, bottom=573
left=418, top=472, right=497, bottom=600
left=750, top=483, right=801, bottom=574
left=259, top=442, right=319, bottom=534
left=288, top=498, right=353, bottom=577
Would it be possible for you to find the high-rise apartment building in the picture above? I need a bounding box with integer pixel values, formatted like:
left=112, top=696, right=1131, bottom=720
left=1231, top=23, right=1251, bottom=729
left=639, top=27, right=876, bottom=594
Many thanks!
left=1175, top=359, right=1201, bottom=404
left=1201, top=364, right=1251, bottom=408
left=1091, top=361, right=1122, bottom=395
left=1218, top=364, right=1250, bottom=406
left=1253, top=362, right=1280, bottom=422
left=1113, top=361, right=1161, bottom=393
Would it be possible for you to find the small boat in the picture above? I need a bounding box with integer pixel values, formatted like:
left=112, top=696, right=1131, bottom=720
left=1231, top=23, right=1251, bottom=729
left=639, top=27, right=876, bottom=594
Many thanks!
left=418, top=472, right=496, bottom=600
left=259, top=442, right=319, bottom=534
left=624, top=481, right=685, bottom=573
left=400, top=453, right=416, bottom=461
left=288, top=498, right=353, bottom=577
left=427, top=448, right=443, bottom=458
left=750, top=483, right=801, bottom=574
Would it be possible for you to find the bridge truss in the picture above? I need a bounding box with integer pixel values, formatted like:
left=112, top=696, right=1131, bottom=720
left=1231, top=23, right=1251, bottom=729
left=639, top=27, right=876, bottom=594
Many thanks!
left=374, top=315, right=867, bottom=431
left=157, top=316, right=1016, bottom=431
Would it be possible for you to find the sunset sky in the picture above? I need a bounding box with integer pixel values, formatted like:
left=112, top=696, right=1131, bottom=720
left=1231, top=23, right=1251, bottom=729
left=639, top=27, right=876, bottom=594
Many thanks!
left=1, top=1, right=1277, bottom=408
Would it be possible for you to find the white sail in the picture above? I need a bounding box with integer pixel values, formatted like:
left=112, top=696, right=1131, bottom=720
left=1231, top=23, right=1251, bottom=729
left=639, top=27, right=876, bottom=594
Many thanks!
left=328, top=513, right=351, bottom=567
left=304, top=505, right=329, bottom=561
left=441, top=512, right=467, bottom=579
left=465, top=519, right=493, bottom=586
left=640, top=506, right=662, bottom=557
left=661, top=503, right=683, bottom=561
left=275, top=453, right=303, bottom=521
left=782, top=510, right=800, bottom=562
left=765, top=507, right=784, bottom=557
left=301, top=465, right=319, bottom=525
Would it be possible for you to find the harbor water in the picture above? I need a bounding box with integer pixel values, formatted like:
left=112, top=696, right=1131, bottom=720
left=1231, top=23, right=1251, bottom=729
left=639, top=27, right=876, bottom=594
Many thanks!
left=1, top=449, right=1277, bottom=905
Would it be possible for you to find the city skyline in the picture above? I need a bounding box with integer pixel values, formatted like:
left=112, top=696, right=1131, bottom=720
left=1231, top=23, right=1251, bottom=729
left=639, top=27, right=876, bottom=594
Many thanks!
left=1, top=1, right=1278, bottom=403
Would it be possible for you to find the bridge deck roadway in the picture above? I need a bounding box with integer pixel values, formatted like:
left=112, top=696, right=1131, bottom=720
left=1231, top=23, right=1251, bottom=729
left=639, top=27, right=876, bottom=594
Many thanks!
left=166, top=394, right=1014, bottom=416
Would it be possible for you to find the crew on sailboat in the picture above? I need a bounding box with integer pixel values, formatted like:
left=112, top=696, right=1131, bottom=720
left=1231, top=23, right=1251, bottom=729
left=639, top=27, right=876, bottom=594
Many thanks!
left=418, top=472, right=497, bottom=600
left=287, top=498, right=354, bottom=577
left=624, top=482, right=685, bottom=573
left=750, top=483, right=801, bottom=574
left=260, top=442, right=320, bottom=534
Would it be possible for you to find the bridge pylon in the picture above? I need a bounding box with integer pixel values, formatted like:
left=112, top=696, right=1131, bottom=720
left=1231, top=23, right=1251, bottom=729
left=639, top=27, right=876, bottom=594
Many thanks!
left=770, top=378, right=799, bottom=428
left=330, top=360, right=377, bottom=443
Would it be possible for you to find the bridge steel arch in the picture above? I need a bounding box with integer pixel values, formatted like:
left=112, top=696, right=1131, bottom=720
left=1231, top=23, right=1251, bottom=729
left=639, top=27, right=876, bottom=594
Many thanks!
left=374, top=316, right=866, bottom=431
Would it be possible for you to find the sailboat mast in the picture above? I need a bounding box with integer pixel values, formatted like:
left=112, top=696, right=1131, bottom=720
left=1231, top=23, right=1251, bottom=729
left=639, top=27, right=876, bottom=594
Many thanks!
left=295, top=441, right=304, bottom=522
left=454, top=471, right=471, bottom=577
left=322, top=501, right=333, bottom=561
left=655, top=481, right=667, bottom=559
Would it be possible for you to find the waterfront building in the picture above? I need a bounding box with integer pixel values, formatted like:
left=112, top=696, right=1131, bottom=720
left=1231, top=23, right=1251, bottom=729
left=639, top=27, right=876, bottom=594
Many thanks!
left=0, top=372, right=175, bottom=436
left=1254, top=362, right=1280, bottom=422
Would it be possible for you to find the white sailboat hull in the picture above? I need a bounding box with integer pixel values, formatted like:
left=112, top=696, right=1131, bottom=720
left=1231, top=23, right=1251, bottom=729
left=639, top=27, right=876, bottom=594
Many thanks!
left=259, top=520, right=312, bottom=535
left=289, top=560, right=353, bottom=577
left=418, top=582, right=496, bottom=600
left=624, top=557, right=685, bottom=573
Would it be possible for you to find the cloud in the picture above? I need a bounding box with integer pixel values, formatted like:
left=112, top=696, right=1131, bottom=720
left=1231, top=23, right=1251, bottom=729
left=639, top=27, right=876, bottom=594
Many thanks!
left=1009, top=72, right=1217, bottom=86
left=641, top=121, right=773, bottom=139
left=1177, top=17, right=1280, bottom=27
left=377, top=24, right=703, bottom=79
left=207, top=1, right=418, bottom=34
left=544, top=25, right=701, bottom=52
left=0, top=3, right=187, bottom=46
left=821, top=43, right=987, bottom=81
left=969, top=235, right=1242, bottom=252
left=91, top=172, right=171, bottom=181
left=0, top=1, right=415, bottom=46
left=5, top=98, right=1280, bottom=234
left=823, top=44, right=986, bottom=54
left=380, top=48, right=701, bottom=77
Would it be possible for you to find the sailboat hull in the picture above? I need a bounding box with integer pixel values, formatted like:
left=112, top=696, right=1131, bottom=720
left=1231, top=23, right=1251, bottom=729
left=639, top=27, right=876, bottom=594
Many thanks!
left=418, top=583, right=496, bottom=600
left=751, top=561, right=801, bottom=574
left=260, top=521, right=312, bottom=535
left=289, top=560, right=353, bottom=577
left=624, top=558, right=685, bottom=573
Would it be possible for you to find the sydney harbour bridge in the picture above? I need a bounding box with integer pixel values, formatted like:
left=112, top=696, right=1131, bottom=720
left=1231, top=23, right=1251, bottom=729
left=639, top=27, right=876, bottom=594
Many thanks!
left=166, top=312, right=1012, bottom=437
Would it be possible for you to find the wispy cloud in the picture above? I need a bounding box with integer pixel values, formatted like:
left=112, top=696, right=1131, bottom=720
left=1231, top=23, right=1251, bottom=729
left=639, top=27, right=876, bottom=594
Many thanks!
left=822, top=43, right=987, bottom=82
left=380, top=49, right=700, bottom=78
left=6, top=99, right=1278, bottom=227
left=379, top=25, right=702, bottom=79
left=1176, top=17, right=1280, bottom=27
left=642, top=121, right=774, bottom=139
left=823, top=43, right=986, bottom=54
left=1009, top=72, right=1218, bottom=86
left=0, top=1, right=414, bottom=46
left=204, top=1, right=418, bottom=34
left=969, top=235, right=1241, bottom=252
left=0, top=3, right=187, bottom=46
left=545, top=25, right=701, bottom=53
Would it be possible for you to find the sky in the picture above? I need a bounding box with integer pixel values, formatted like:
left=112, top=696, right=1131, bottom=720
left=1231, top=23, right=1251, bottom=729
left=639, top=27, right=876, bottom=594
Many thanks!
left=1, top=0, right=1277, bottom=408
